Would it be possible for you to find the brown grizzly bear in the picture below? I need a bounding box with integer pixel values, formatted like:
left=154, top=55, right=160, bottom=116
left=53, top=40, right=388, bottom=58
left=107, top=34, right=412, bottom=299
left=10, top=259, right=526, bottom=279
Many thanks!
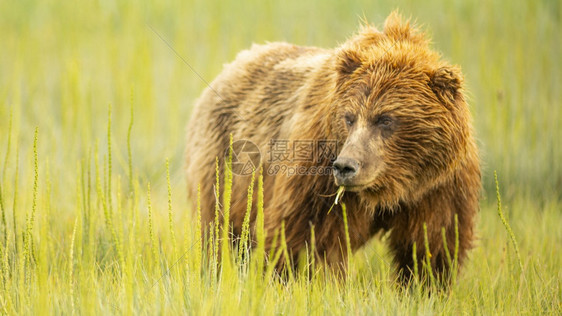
left=185, top=12, right=480, bottom=283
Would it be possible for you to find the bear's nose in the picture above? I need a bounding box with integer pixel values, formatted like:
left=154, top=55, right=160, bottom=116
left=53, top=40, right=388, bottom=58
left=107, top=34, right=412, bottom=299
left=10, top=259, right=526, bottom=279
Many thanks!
left=333, top=157, right=360, bottom=184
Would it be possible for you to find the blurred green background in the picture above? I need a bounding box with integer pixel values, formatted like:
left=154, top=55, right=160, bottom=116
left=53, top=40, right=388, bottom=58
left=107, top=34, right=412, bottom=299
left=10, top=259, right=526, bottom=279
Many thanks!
left=1, top=0, right=561, bottom=200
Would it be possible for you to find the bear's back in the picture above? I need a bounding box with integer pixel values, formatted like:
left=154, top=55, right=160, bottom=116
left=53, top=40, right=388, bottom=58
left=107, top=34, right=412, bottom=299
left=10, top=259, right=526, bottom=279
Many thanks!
left=185, top=41, right=330, bottom=229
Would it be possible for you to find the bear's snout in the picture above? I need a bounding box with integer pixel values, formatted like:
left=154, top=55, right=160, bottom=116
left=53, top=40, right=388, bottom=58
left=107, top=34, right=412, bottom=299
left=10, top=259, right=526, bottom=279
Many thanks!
left=333, top=157, right=360, bottom=186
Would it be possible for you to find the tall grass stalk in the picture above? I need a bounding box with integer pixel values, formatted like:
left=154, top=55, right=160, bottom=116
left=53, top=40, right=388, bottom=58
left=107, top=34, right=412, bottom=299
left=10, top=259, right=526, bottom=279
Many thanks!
left=147, top=182, right=160, bottom=275
left=74, top=160, right=86, bottom=294
left=441, top=228, right=453, bottom=276
left=95, top=142, right=108, bottom=228
left=263, top=237, right=283, bottom=282
left=27, top=127, right=39, bottom=266
left=280, top=221, right=295, bottom=282
left=238, top=171, right=255, bottom=268
left=95, top=140, right=121, bottom=266
left=412, top=242, right=419, bottom=282
left=221, top=136, right=233, bottom=274
left=253, top=170, right=265, bottom=277
left=114, top=177, right=125, bottom=274
left=422, top=223, right=436, bottom=286
left=309, top=224, right=316, bottom=279
left=341, top=202, right=354, bottom=306
left=494, top=171, right=524, bottom=274
left=12, top=147, right=19, bottom=254
left=166, top=158, right=177, bottom=260
left=453, top=214, right=459, bottom=285
left=341, top=203, right=352, bottom=271
left=441, top=223, right=459, bottom=285
left=212, top=157, right=220, bottom=282
left=79, top=153, right=91, bottom=267
left=68, top=217, right=78, bottom=314
left=188, top=183, right=202, bottom=280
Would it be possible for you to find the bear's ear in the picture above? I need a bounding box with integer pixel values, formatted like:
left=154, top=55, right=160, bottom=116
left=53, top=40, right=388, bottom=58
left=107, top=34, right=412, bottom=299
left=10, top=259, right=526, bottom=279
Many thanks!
left=336, top=48, right=362, bottom=76
left=429, top=66, right=463, bottom=106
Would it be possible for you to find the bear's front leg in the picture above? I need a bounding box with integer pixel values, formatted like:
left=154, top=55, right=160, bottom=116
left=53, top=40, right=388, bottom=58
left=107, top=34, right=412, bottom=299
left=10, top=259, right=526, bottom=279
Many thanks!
left=387, top=192, right=476, bottom=286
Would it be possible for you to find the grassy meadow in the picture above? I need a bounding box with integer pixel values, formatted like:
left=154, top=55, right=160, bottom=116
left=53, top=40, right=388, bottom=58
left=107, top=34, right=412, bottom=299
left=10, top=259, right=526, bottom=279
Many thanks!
left=1, top=0, right=561, bottom=314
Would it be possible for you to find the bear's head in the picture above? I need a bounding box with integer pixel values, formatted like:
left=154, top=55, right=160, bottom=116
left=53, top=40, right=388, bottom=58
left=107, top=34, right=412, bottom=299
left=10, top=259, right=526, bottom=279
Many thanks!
left=330, top=12, right=473, bottom=209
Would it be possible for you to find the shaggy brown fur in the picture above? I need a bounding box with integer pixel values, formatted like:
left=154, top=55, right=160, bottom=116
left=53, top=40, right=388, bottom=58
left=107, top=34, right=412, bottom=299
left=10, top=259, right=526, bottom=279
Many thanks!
left=185, top=12, right=481, bottom=284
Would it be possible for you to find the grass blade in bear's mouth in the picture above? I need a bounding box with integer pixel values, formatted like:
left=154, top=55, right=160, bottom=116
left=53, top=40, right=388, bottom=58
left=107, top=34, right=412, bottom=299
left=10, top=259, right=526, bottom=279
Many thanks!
left=335, top=186, right=345, bottom=205
left=328, top=186, right=346, bottom=214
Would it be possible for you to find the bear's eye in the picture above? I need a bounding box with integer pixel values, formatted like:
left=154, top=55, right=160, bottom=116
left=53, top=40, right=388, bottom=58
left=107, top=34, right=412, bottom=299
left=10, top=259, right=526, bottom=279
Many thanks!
left=344, top=114, right=356, bottom=127
left=376, top=115, right=393, bottom=128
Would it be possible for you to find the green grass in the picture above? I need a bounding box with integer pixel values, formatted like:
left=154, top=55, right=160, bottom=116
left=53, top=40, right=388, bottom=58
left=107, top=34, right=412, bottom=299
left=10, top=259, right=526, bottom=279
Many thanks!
left=0, top=0, right=561, bottom=314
